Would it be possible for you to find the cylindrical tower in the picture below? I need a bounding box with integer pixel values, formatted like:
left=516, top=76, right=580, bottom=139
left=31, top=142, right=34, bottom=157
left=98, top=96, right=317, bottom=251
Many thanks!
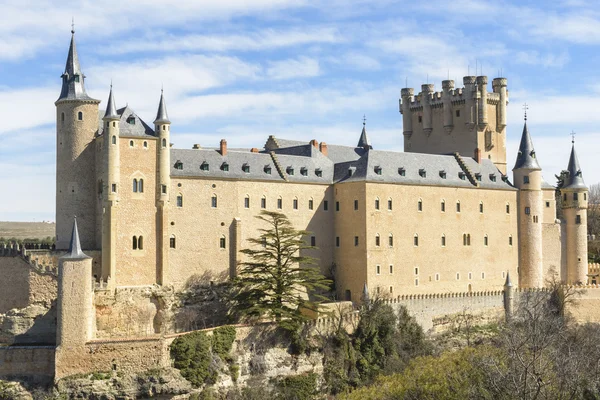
left=476, top=76, right=488, bottom=128
left=155, top=91, right=171, bottom=285
left=463, top=76, right=476, bottom=128
left=55, top=31, right=100, bottom=250
left=421, top=84, right=434, bottom=136
left=561, top=143, right=588, bottom=284
left=442, top=80, right=454, bottom=134
left=492, top=77, right=507, bottom=132
left=101, top=87, right=120, bottom=282
left=400, top=88, right=414, bottom=138
left=513, top=121, right=544, bottom=288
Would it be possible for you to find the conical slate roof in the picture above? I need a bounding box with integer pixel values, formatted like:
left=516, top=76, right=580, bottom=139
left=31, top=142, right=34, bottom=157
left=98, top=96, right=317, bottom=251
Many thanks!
left=504, top=271, right=512, bottom=287
left=62, top=218, right=90, bottom=260
left=563, top=144, right=586, bottom=189
left=154, top=90, right=170, bottom=124
left=357, top=123, right=372, bottom=149
left=57, top=31, right=97, bottom=103
left=103, top=86, right=119, bottom=120
left=513, top=122, right=541, bottom=170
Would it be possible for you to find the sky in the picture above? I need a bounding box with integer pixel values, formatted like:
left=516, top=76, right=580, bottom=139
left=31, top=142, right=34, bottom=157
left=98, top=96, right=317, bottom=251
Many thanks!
left=1, top=0, right=599, bottom=221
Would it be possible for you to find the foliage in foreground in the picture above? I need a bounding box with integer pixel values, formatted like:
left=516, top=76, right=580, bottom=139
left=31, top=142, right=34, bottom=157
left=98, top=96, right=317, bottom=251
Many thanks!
left=230, top=211, right=332, bottom=331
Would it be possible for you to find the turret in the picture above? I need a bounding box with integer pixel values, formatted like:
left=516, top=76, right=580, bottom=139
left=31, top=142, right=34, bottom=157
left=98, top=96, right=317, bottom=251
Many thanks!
left=154, top=90, right=171, bottom=285
left=561, top=141, right=588, bottom=284
left=442, top=80, right=454, bottom=134
left=492, top=78, right=507, bottom=132
left=357, top=117, right=372, bottom=150
left=55, top=29, right=100, bottom=250
left=400, top=88, right=414, bottom=137
left=513, top=118, right=544, bottom=288
left=421, top=84, right=434, bottom=135
left=463, top=76, right=477, bottom=128
left=503, top=272, right=514, bottom=321
left=476, top=76, right=488, bottom=129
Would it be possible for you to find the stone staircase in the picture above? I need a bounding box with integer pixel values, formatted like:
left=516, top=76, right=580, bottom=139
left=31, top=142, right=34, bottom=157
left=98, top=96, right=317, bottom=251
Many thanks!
left=269, top=151, right=289, bottom=182
left=453, top=152, right=479, bottom=187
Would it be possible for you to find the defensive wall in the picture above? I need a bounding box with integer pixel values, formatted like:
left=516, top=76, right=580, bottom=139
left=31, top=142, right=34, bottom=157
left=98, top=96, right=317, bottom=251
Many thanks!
left=0, top=346, right=55, bottom=384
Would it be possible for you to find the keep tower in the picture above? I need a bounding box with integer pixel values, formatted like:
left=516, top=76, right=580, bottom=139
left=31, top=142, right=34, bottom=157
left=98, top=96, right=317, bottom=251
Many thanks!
left=561, top=141, right=588, bottom=284
left=55, top=29, right=100, bottom=250
left=513, top=119, right=544, bottom=288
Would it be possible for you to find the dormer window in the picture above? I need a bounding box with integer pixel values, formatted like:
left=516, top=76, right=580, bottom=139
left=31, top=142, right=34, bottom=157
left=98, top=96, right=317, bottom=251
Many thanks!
left=200, top=162, right=209, bottom=171
left=174, top=160, right=183, bottom=170
left=348, top=167, right=356, bottom=177
left=398, top=167, right=406, bottom=176
left=475, top=173, right=482, bottom=182
left=315, top=168, right=322, bottom=177
left=489, top=174, right=497, bottom=182
left=439, top=170, right=446, bottom=179
left=287, top=166, right=294, bottom=175
left=301, top=167, right=308, bottom=176
left=74, top=75, right=80, bottom=83
left=242, top=163, right=250, bottom=173
left=264, top=165, right=272, bottom=174
left=374, top=166, right=382, bottom=175
left=459, top=172, right=466, bottom=180
left=419, top=169, right=426, bottom=178
left=221, top=162, right=229, bottom=172
left=127, top=116, right=136, bottom=125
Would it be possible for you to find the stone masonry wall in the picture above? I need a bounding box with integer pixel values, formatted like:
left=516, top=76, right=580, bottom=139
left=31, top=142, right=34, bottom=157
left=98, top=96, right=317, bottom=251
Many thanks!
left=0, top=346, right=55, bottom=383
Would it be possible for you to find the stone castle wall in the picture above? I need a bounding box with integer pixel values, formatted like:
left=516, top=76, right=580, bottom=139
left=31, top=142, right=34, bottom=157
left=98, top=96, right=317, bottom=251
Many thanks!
left=0, top=346, right=55, bottom=383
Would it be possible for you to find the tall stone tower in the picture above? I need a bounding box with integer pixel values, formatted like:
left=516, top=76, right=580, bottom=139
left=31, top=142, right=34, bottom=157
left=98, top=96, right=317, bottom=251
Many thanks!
left=513, top=119, right=544, bottom=287
left=561, top=141, right=588, bottom=284
left=55, top=29, right=100, bottom=250
left=101, top=87, right=120, bottom=282
left=155, top=91, right=171, bottom=285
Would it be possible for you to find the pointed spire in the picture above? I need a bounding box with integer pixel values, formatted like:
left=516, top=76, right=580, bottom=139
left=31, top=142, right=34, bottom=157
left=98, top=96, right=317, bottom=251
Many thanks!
left=57, top=28, right=97, bottom=103
left=62, top=217, right=90, bottom=260
left=154, top=89, right=171, bottom=125
left=513, top=121, right=541, bottom=170
left=564, top=140, right=586, bottom=189
left=103, top=83, right=119, bottom=120
left=357, top=115, right=372, bottom=149
left=504, top=271, right=512, bottom=287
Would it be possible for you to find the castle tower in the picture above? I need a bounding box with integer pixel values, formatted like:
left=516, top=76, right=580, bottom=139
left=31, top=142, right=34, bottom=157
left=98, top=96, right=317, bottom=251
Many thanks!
left=55, top=29, right=100, bottom=250
left=561, top=140, right=588, bottom=284
left=101, top=86, right=120, bottom=282
left=155, top=91, right=171, bottom=284
left=513, top=119, right=544, bottom=288
left=56, top=218, right=94, bottom=348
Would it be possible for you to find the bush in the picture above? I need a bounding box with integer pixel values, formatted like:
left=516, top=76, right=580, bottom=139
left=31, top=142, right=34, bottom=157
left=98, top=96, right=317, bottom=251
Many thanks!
left=211, top=325, right=236, bottom=360
left=275, top=373, right=318, bottom=400
left=170, top=331, right=216, bottom=387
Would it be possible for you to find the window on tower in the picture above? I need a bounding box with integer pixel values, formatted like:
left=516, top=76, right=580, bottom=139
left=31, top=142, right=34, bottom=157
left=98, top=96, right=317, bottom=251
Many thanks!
left=133, top=179, right=138, bottom=193
left=78, top=111, right=83, bottom=121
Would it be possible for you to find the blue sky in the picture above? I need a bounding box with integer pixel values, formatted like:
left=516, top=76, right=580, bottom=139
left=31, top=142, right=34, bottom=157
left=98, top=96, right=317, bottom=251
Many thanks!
left=1, top=0, right=599, bottom=221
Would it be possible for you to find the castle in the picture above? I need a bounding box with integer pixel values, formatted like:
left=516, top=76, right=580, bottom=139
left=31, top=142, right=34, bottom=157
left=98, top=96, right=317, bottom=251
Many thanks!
left=0, top=29, right=592, bottom=382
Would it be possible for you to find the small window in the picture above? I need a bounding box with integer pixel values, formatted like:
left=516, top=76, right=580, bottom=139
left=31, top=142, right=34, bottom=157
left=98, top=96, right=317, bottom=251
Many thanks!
left=175, top=161, right=183, bottom=170
left=310, top=236, right=316, bottom=246
left=441, top=200, right=446, bottom=212
left=129, top=140, right=134, bottom=147
left=74, top=75, right=80, bottom=82
left=112, top=135, right=116, bottom=145
left=138, top=179, right=144, bottom=193
left=388, top=199, right=393, bottom=210
left=576, top=215, right=582, bottom=224
left=441, top=235, right=446, bottom=247
left=309, top=199, right=314, bottom=210
left=456, top=201, right=461, bottom=212
left=335, top=237, right=340, bottom=247
left=345, top=290, right=352, bottom=301
left=138, top=236, right=143, bottom=250
left=375, top=235, right=380, bottom=247
left=389, top=286, right=393, bottom=294
left=389, top=265, right=393, bottom=274
left=354, top=236, right=359, bottom=246
left=61, top=112, right=65, bottom=122
left=170, top=235, right=176, bottom=249
left=301, top=167, right=308, bottom=176
left=574, top=192, right=578, bottom=201
left=459, top=172, right=466, bottom=180
left=112, top=184, right=117, bottom=193
left=244, top=196, right=250, bottom=209
left=293, top=198, right=298, bottom=210
left=435, top=273, right=440, bottom=281
left=413, top=234, right=419, bottom=246
left=419, top=169, right=426, bottom=178
left=456, top=272, right=460, bottom=280
left=277, top=198, right=283, bottom=209
left=177, top=194, right=183, bottom=208
left=489, top=174, right=497, bottom=182
left=418, top=115, right=422, bottom=123
left=315, top=168, right=322, bottom=177
left=374, top=166, right=382, bottom=175
left=418, top=199, right=423, bottom=211
left=482, top=272, right=485, bottom=279
left=398, top=167, right=406, bottom=176
left=261, top=197, right=267, bottom=209
left=546, top=201, right=550, bottom=208
left=220, top=236, right=226, bottom=249
left=242, top=164, right=250, bottom=173
left=525, top=207, right=531, bottom=215
left=484, top=235, right=488, bottom=246
left=78, top=111, right=83, bottom=121
left=506, top=204, right=510, bottom=214
left=376, top=265, right=381, bottom=275
left=354, top=200, right=359, bottom=210
left=585, top=193, right=587, bottom=200
left=388, top=235, right=393, bottom=247
left=200, top=162, right=209, bottom=171
left=221, top=163, right=229, bottom=172
left=143, top=141, right=148, bottom=148
left=336, top=201, right=340, bottom=212
left=456, top=110, right=460, bottom=117
left=161, top=185, right=167, bottom=194
left=211, top=195, right=218, bottom=208
left=415, top=267, right=419, bottom=275
left=468, top=272, right=472, bottom=280
left=509, top=235, right=513, bottom=246
left=524, top=175, right=530, bottom=184
left=127, top=116, right=135, bottom=125
left=287, top=166, right=294, bottom=175
left=564, top=193, right=567, bottom=201
left=475, top=173, right=482, bottom=182
left=264, top=165, right=272, bottom=174
left=132, top=236, right=138, bottom=250
left=439, top=170, right=447, bottom=179
left=133, top=179, right=138, bottom=193
left=415, top=278, right=419, bottom=286
left=375, top=198, right=380, bottom=210
left=480, top=202, right=484, bottom=213
left=324, top=200, right=329, bottom=211
left=162, top=138, right=167, bottom=148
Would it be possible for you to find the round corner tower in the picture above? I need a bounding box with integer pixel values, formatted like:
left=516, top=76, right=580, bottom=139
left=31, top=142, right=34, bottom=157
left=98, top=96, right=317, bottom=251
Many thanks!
left=55, top=30, right=100, bottom=250
left=154, top=91, right=171, bottom=285
left=513, top=120, right=544, bottom=288
left=561, top=142, right=588, bottom=284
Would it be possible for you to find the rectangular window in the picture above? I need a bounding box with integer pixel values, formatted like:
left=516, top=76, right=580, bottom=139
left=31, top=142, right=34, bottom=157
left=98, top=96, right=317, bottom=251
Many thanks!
left=576, top=215, right=582, bottom=224
left=169, top=237, right=176, bottom=248
left=336, top=201, right=340, bottom=211
left=324, top=200, right=329, bottom=211
left=309, top=199, right=314, bottom=210
left=177, top=196, right=183, bottom=208
left=336, top=236, right=340, bottom=247
left=546, top=201, right=550, bottom=208
left=484, top=236, right=489, bottom=246
left=388, top=199, right=393, bottom=210
left=481, top=272, right=485, bottom=279
left=456, top=202, right=461, bottom=212
left=574, top=193, right=578, bottom=201
left=435, top=273, right=440, bottom=281
left=244, top=197, right=250, bottom=208
left=509, top=236, right=513, bottom=246
left=418, top=200, right=423, bottom=211
left=389, top=286, right=393, bottom=294
left=506, top=204, right=510, bottom=214
left=389, top=236, right=393, bottom=247
left=456, top=110, right=460, bottom=117
left=261, top=198, right=266, bottom=209
left=524, top=175, right=529, bottom=184
left=415, top=267, right=419, bottom=275
left=219, top=237, right=226, bottom=249
left=399, top=168, right=406, bottom=176
left=441, top=201, right=445, bottom=212
left=200, top=163, right=209, bottom=171
left=111, top=184, right=117, bottom=193
left=375, top=199, right=380, bottom=210
left=376, top=265, right=381, bottom=275
left=525, top=207, right=530, bottom=215
left=211, top=196, right=218, bottom=208
left=441, top=236, right=446, bottom=246
left=375, top=236, right=380, bottom=247
left=310, top=236, right=316, bottom=246
left=354, top=200, right=359, bottom=210
left=415, top=278, right=419, bottom=286
left=468, top=272, right=472, bottom=280
left=277, top=198, right=283, bottom=209
left=354, top=236, right=359, bottom=246
left=161, top=185, right=167, bottom=194
left=414, top=235, right=419, bottom=246
left=293, top=199, right=298, bottom=209
left=389, top=265, right=393, bottom=274
left=480, top=203, right=484, bottom=213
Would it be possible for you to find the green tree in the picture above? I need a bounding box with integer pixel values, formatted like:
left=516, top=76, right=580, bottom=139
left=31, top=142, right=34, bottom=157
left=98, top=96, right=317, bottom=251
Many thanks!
left=231, top=211, right=331, bottom=330
left=555, top=169, right=569, bottom=220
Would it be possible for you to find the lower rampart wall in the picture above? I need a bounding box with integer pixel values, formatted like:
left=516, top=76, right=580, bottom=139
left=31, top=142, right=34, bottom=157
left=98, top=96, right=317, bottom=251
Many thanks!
left=0, top=346, right=55, bottom=383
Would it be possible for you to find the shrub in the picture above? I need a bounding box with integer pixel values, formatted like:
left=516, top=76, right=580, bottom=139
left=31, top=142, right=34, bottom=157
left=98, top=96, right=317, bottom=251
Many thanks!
left=275, top=373, right=318, bottom=400
left=170, top=331, right=215, bottom=387
left=211, top=325, right=236, bottom=360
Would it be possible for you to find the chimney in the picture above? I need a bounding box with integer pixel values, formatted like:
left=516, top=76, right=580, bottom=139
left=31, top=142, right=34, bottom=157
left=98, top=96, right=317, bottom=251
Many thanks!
left=474, top=148, right=481, bottom=164
left=250, top=148, right=259, bottom=153
left=192, top=144, right=201, bottom=149
left=319, top=142, right=328, bottom=157
left=310, top=139, right=318, bottom=148
left=220, top=139, right=227, bottom=156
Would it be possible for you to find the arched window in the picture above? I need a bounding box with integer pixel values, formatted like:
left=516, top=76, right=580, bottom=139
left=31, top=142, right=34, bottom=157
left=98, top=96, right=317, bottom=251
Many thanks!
left=388, top=234, right=393, bottom=247
left=479, top=201, right=484, bottom=213
left=345, top=290, right=352, bottom=301
left=162, top=138, right=167, bottom=148
left=418, top=198, right=423, bottom=212
left=132, top=179, right=138, bottom=193
left=293, top=197, right=298, bottom=210
left=413, top=234, right=419, bottom=246
left=138, top=236, right=143, bottom=250
left=244, top=195, right=250, bottom=209
left=375, top=197, right=380, bottom=210
left=441, top=234, right=446, bottom=247
left=129, top=140, right=134, bottom=147
left=132, top=236, right=138, bottom=250
left=484, top=234, right=489, bottom=246
left=277, top=196, right=282, bottom=209
left=138, top=179, right=144, bottom=193
left=388, top=198, right=393, bottom=210
left=375, top=234, right=380, bottom=247
left=219, top=235, right=226, bottom=249
left=441, top=199, right=446, bottom=212
left=112, top=135, right=116, bottom=145
left=211, top=194, right=218, bottom=208
left=177, top=194, right=183, bottom=208
left=78, top=111, right=83, bottom=121
left=170, top=235, right=176, bottom=249
left=456, top=200, right=461, bottom=213
left=261, top=196, right=267, bottom=209
left=143, top=141, right=148, bottom=148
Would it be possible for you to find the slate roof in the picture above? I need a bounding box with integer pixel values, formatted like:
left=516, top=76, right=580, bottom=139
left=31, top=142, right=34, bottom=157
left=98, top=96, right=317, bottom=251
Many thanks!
left=98, top=106, right=156, bottom=138
left=513, top=122, right=541, bottom=170
left=57, top=33, right=98, bottom=103
left=564, top=144, right=586, bottom=190
left=62, top=218, right=90, bottom=260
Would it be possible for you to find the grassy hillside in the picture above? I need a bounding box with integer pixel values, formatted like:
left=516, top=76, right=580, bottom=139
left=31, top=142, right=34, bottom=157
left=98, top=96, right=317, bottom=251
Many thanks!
left=0, top=221, right=55, bottom=240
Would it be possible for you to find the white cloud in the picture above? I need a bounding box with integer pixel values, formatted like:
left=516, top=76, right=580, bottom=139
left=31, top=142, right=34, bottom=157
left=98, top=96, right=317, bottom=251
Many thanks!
left=266, top=57, right=321, bottom=80
left=0, top=87, right=56, bottom=135
left=514, top=50, right=570, bottom=68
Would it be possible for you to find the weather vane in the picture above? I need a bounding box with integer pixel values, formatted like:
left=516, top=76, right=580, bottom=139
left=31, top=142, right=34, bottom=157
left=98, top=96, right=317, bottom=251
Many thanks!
left=363, top=115, right=366, bottom=126
left=571, top=130, right=576, bottom=144
left=523, top=103, right=529, bottom=121
left=71, top=17, right=75, bottom=34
